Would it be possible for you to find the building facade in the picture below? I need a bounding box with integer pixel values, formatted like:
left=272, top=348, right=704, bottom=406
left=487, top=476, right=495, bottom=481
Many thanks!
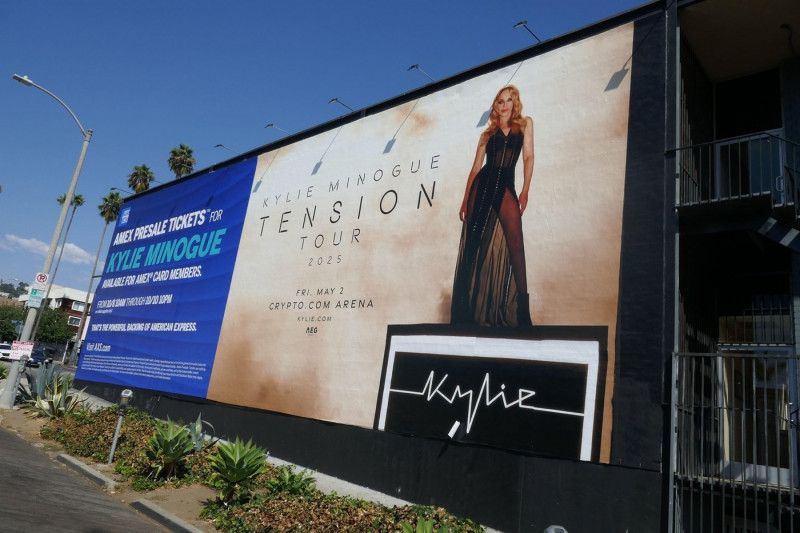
left=19, top=284, right=91, bottom=357
left=73, top=1, right=800, bottom=531
left=673, top=1, right=800, bottom=532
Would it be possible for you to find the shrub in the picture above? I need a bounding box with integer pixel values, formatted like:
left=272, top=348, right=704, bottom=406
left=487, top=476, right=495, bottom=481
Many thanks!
left=41, top=406, right=157, bottom=463
left=393, top=505, right=483, bottom=532
left=201, top=494, right=484, bottom=533
left=207, top=437, right=268, bottom=504
left=145, top=419, right=196, bottom=479
left=267, top=464, right=317, bottom=497
left=0, top=365, right=8, bottom=380
left=401, top=517, right=451, bottom=533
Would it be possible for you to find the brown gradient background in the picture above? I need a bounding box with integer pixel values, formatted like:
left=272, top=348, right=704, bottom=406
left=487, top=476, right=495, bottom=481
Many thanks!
left=208, top=23, right=633, bottom=463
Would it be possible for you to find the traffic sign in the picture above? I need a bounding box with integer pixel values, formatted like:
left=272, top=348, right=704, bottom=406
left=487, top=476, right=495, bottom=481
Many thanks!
left=32, top=272, right=48, bottom=291
left=28, top=288, right=44, bottom=308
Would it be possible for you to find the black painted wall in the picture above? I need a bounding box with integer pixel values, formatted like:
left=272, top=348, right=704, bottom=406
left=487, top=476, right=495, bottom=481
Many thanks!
left=611, top=7, right=672, bottom=475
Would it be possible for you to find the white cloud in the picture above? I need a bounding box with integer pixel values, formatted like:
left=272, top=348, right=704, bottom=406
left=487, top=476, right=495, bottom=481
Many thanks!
left=2, top=234, right=93, bottom=265
left=3, top=234, right=49, bottom=256
left=59, top=242, right=94, bottom=265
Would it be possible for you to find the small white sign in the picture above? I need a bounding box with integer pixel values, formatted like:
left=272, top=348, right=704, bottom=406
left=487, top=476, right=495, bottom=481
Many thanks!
left=10, top=341, right=34, bottom=361
left=32, top=272, right=48, bottom=291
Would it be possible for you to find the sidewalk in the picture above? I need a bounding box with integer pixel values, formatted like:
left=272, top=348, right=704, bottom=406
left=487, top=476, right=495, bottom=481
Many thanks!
left=0, top=419, right=176, bottom=533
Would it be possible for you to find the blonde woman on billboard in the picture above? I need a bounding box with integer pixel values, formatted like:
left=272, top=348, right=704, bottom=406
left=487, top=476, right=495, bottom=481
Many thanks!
left=451, top=85, right=534, bottom=327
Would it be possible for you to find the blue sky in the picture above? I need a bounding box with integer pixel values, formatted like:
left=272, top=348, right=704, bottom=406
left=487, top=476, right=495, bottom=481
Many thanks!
left=0, top=0, right=646, bottom=292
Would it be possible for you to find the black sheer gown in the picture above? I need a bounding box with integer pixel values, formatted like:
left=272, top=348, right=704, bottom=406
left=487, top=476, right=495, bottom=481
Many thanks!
left=451, top=127, right=525, bottom=326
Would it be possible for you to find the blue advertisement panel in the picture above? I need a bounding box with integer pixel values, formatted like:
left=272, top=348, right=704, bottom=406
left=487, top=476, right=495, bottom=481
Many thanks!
left=75, top=159, right=256, bottom=396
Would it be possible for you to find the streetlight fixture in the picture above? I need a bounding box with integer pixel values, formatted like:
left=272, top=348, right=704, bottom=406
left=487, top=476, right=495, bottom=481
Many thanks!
left=0, top=74, right=92, bottom=410
left=513, top=20, right=542, bottom=43
left=407, top=64, right=435, bottom=82
left=328, top=97, right=354, bottom=112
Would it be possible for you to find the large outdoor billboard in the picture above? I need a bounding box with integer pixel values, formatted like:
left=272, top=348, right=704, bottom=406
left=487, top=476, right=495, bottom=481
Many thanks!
left=78, top=21, right=634, bottom=463
left=77, top=162, right=256, bottom=397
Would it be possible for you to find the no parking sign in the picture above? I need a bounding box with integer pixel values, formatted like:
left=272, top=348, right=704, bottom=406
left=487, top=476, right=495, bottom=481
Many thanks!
left=32, top=272, right=48, bottom=290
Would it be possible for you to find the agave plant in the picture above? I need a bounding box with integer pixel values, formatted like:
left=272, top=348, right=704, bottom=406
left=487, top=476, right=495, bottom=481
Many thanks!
left=18, top=362, right=62, bottom=403
left=28, top=373, right=85, bottom=419
left=145, top=419, right=195, bottom=479
left=186, top=413, right=217, bottom=452
left=207, top=437, right=268, bottom=504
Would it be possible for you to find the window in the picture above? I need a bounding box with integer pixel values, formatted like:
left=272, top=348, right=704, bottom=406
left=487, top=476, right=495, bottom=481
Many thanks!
left=71, top=301, right=86, bottom=312
left=68, top=316, right=81, bottom=327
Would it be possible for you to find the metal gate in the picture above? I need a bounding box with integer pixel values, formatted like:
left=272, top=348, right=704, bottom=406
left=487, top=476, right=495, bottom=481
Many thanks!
left=673, top=351, right=800, bottom=532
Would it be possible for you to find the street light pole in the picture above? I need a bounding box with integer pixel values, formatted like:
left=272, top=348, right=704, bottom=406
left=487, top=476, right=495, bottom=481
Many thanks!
left=0, top=75, right=92, bottom=410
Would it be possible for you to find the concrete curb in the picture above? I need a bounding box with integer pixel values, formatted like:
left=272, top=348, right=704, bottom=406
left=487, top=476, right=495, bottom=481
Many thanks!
left=56, top=453, right=206, bottom=532
left=56, top=454, right=116, bottom=491
left=131, top=499, right=207, bottom=533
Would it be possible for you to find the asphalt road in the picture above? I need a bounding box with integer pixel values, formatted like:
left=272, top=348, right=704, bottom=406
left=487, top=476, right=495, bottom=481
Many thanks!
left=0, top=425, right=168, bottom=533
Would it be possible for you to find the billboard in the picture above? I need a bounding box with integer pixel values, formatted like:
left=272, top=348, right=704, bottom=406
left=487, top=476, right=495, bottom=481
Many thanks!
left=78, top=22, right=634, bottom=462
left=77, top=162, right=255, bottom=397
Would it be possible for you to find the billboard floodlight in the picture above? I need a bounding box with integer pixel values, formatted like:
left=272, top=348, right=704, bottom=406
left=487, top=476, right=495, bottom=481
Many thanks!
left=328, top=97, right=354, bottom=112
left=214, top=143, right=240, bottom=154
left=513, top=20, right=541, bottom=43
left=407, top=64, right=435, bottom=82
left=264, top=123, right=289, bottom=134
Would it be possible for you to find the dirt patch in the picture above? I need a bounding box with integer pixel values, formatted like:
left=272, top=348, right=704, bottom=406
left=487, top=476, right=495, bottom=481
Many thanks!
left=0, top=407, right=218, bottom=532
left=147, top=484, right=216, bottom=509
left=0, top=407, right=50, bottom=447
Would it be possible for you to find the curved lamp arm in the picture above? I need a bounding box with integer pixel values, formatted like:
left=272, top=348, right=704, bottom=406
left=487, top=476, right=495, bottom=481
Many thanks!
left=13, top=74, right=89, bottom=138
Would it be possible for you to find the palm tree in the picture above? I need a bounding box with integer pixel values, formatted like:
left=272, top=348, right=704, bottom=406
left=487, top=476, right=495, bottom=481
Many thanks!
left=128, top=164, right=155, bottom=193
left=29, top=193, right=86, bottom=341
left=98, top=191, right=123, bottom=224
left=58, top=193, right=85, bottom=208
left=54, top=193, right=85, bottom=278
left=70, top=191, right=123, bottom=365
left=167, top=144, right=196, bottom=180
